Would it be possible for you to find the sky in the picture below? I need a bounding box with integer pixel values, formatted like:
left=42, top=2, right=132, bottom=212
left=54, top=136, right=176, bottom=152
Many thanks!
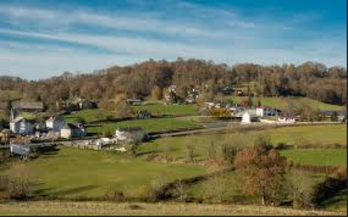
left=0, top=0, right=346, bottom=80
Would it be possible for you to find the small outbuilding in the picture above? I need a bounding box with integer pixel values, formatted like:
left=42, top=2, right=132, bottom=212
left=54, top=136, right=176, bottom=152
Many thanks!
left=60, top=123, right=86, bottom=139
left=115, top=127, right=146, bottom=143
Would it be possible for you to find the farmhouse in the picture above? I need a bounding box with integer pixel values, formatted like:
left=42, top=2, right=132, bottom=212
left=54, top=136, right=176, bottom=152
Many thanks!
left=11, top=100, right=44, bottom=112
left=10, top=116, right=33, bottom=135
left=256, top=107, right=281, bottom=117
left=115, top=127, right=146, bottom=143
left=78, top=99, right=98, bottom=110
left=46, top=116, right=66, bottom=132
left=60, top=123, right=86, bottom=139
left=241, top=111, right=259, bottom=124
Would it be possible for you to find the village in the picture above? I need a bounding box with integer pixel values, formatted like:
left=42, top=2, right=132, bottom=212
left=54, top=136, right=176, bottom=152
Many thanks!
left=1, top=83, right=346, bottom=160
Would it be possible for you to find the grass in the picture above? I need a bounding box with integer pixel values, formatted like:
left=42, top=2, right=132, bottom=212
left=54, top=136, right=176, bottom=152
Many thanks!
left=139, top=125, right=347, bottom=162
left=223, top=96, right=344, bottom=111
left=131, top=103, right=198, bottom=116
left=0, top=201, right=345, bottom=216
left=87, top=118, right=202, bottom=134
left=63, top=103, right=198, bottom=124
left=280, top=149, right=347, bottom=167
left=63, top=109, right=117, bottom=123
left=0, top=147, right=207, bottom=198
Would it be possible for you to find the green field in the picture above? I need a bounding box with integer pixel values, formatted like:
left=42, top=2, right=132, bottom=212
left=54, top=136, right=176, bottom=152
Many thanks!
left=62, top=103, right=198, bottom=124
left=280, top=149, right=347, bottom=166
left=87, top=118, right=202, bottom=134
left=63, top=109, right=117, bottom=123
left=132, top=103, right=198, bottom=116
left=223, top=96, right=344, bottom=111
left=0, top=147, right=207, bottom=198
left=139, top=125, right=347, bottom=161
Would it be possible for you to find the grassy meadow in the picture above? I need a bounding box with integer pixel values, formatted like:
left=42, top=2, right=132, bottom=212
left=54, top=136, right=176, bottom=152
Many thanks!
left=63, top=109, right=117, bottom=123
left=131, top=103, right=198, bottom=116
left=138, top=124, right=347, bottom=162
left=0, top=147, right=207, bottom=199
left=87, top=117, right=202, bottom=134
left=280, top=149, right=347, bottom=166
left=223, top=96, right=344, bottom=111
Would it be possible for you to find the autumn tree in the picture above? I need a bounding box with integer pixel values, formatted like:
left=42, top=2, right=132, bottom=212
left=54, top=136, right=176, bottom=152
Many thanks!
left=233, top=135, right=287, bottom=206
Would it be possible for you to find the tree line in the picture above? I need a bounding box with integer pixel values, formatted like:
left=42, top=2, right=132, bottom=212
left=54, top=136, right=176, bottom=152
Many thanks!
left=0, top=58, right=346, bottom=110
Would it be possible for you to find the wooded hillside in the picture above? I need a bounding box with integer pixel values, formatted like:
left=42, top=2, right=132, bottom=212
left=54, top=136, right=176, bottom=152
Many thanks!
left=0, top=58, right=346, bottom=110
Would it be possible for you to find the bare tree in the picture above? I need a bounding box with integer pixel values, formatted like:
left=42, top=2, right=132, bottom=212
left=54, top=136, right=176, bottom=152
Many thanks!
left=185, top=143, right=195, bottom=163
left=287, top=169, right=316, bottom=209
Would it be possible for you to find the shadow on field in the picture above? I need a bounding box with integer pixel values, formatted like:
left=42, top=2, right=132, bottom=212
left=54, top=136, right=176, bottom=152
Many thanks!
left=56, top=185, right=98, bottom=196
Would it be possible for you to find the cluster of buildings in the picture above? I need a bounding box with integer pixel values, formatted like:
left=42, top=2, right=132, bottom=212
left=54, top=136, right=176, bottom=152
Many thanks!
left=9, top=109, right=86, bottom=140
left=203, top=101, right=296, bottom=124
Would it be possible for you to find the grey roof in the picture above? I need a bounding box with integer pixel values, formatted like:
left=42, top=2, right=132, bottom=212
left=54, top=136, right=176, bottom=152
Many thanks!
left=62, top=123, right=82, bottom=130
left=11, top=101, right=44, bottom=110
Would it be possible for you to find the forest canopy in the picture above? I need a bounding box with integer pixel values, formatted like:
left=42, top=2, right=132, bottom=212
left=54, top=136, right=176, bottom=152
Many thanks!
left=0, top=58, right=346, bottom=110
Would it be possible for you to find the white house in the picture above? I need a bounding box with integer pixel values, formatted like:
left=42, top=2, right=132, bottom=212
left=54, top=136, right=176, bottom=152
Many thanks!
left=60, top=123, right=86, bottom=139
left=10, top=116, right=33, bottom=135
left=241, top=112, right=252, bottom=124
left=46, top=116, right=66, bottom=132
left=241, top=111, right=259, bottom=124
left=115, top=127, right=146, bottom=143
left=256, top=108, right=264, bottom=117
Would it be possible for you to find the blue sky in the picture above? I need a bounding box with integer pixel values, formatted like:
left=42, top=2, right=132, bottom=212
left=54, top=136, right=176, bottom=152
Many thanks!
left=0, top=0, right=346, bottom=80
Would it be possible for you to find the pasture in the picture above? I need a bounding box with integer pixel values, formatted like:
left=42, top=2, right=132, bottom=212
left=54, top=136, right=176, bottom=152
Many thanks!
left=280, top=149, right=347, bottom=166
left=0, top=147, right=207, bottom=199
left=223, top=96, right=344, bottom=111
left=87, top=117, right=202, bottom=134
left=131, top=103, right=198, bottom=116
left=138, top=124, right=347, bottom=162
left=63, top=109, right=117, bottom=123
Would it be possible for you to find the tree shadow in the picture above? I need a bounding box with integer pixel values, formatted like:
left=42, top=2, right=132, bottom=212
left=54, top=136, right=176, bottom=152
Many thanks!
left=55, top=185, right=98, bottom=196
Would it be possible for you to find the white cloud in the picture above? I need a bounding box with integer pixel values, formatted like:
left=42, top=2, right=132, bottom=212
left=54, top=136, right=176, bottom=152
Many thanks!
left=0, top=1, right=345, bottom=79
